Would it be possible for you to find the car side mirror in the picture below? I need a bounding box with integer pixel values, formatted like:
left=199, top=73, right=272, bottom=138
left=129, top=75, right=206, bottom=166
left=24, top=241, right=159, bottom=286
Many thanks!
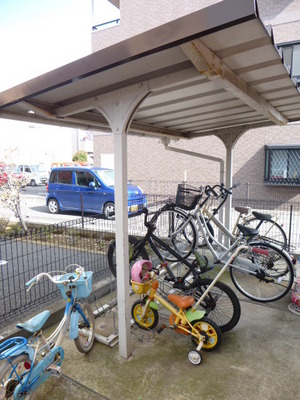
left=89, top=182, right=96, bottom=189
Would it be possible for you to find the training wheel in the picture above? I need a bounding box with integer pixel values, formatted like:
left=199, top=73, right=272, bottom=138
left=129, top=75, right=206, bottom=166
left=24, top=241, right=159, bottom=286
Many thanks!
left=188, top=350, right=202, bottom=365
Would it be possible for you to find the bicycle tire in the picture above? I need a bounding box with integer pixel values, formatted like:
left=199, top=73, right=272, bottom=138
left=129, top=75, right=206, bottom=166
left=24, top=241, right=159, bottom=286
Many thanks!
left=242, top=217, right=287, bottom=249
left=229, top=241, right=294, bottom=302
left=191, top=317, right=222, bottom=352
left=189, top=278, right=241, bottom=333
left=154, top=207, right=197, bottom=261
left=131, top=299, right=159, bottom=330
left=74, top=302, right=95, bottom=353
left=107, top=235, right=149, bottom=278
left=0, top=354, right=34, bottom=399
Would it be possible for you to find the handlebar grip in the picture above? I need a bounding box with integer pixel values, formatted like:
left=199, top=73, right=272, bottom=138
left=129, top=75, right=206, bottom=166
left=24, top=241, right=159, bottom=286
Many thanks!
left=26, top=276, right=37, bottom=289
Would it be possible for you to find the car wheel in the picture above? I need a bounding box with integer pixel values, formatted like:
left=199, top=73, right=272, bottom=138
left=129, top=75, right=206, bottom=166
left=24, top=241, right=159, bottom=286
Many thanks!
left=103, top=202, right=115, bottom=219
left=30, top=179, right=37, bottom=187
left=48, top=199, right=60, bottom=214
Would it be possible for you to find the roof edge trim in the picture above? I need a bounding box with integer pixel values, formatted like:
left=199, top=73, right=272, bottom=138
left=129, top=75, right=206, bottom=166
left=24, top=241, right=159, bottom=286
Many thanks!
left=0, top=0, right=258, bottom=111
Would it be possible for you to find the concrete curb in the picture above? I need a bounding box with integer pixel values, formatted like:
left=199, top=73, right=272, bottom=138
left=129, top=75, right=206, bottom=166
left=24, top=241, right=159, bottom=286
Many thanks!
left=0, top=277, right=114, bottom=343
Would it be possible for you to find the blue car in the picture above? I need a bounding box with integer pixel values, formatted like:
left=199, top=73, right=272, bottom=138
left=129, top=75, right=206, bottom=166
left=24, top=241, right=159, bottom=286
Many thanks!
left=46, top=167, right=147, bottom=218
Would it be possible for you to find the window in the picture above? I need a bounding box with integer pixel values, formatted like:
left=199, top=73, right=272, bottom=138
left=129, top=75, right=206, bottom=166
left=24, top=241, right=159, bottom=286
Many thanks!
left=50, top=170, right=73, bottom=184
left=75, top=171, right=97, bottom=187
left=265, top=145, right=300, bottom=185
left=277, top=41, right=300, bottom=83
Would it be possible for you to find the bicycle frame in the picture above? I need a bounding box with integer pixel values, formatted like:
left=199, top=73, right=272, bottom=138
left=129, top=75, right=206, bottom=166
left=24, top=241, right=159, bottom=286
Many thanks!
left=193, top=206, right=273, bottom=275
left=141, top=283, right=206, bottom=350
left=131, top=218, right=200, bottom=287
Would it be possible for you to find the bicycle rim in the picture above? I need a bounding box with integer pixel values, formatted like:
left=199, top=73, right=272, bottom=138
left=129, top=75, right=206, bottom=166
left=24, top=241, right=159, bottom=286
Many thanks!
left=154, top=208, right=197, bottom=261
left=230, top=242, right=294, bottom=302
left=74, top=303, right=95, bottom=353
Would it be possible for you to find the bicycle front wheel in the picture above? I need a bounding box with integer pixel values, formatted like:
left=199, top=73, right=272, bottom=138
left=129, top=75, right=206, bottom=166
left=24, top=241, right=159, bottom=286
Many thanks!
left=74, top=302, right=95, bottom=353
left=190, top=278, right=241, bottom=333
left=230, top=242, right=294, bottom=302
left=107, top=235, right=149, bottom=278
left=242, top=217, right=287, bottom=249
left=155, top=207, right=197, bottom=261
left=0, top=354, right=33, bottom=399
left=131, top=299, right=159, bottom=330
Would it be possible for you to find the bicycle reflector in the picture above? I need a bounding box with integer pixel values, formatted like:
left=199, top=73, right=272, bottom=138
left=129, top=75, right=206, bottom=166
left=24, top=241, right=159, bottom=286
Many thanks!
left=252, top=247, right=269, bottom=256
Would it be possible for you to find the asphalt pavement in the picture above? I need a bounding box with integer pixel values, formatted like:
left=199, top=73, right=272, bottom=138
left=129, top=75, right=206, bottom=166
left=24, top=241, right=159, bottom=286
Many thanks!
left=0, top=186, right=84, bottom=225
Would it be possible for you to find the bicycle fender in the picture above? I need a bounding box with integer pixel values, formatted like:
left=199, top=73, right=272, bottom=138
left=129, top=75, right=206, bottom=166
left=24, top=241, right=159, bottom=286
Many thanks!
left=69, top=310, right=79, bottom=339
left=149, top=301, right=159, bottom=310
left=14, top=346, right=64, bottom=399
left=185, top=308, right=206, bottom=323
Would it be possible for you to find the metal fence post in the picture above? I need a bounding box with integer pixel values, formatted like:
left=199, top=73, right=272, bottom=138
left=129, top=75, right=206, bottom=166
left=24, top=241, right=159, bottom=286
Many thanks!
left=288, top=204, right=293, bottom=252
left=81, top=193, right=84, bottom=229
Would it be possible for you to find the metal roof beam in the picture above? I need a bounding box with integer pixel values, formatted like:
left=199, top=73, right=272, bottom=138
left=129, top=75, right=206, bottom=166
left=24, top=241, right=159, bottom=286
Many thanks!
left=181, top=40, right=288, bottom=126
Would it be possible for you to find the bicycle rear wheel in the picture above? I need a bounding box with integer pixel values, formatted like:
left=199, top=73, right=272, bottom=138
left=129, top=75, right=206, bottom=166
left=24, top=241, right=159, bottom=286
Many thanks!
left=191, top=317, right=222, bottom=352
left=107, top=235, right=149, bottom=278
left=0, top=354, right=33, bottom=399
left=229, top=242, right=294, bottom=302
left=155, top=207, right=197, bottom=261
left=188, top=278, right=241, bottom=333
left=242, top=217, right=287, bottom=249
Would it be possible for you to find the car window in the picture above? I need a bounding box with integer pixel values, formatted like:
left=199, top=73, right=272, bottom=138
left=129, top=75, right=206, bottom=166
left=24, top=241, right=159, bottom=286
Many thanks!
left=75, top=171, right=97, bottom=187
left=50, top=170, right=73, bottom=184
left=95, top=169, right=114, bottom=186
left=25, top=166, right=31, bottom=173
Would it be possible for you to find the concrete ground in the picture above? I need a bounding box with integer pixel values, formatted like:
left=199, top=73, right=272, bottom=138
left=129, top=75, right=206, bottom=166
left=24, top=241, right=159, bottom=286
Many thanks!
left=29, top=290, right=300, bottom=400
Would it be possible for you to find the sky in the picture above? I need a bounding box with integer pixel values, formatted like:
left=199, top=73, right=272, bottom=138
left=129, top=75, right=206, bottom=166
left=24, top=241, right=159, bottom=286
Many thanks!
left=0, top=0, right=119, bottom=91
left=0, top=0, right=119, bottom=165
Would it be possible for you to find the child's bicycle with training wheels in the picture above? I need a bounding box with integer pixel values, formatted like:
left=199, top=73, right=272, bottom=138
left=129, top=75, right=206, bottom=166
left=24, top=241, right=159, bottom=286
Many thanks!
left=0, top=264, right=95, bottom=399
left=130, top=259, right=222, bottom=366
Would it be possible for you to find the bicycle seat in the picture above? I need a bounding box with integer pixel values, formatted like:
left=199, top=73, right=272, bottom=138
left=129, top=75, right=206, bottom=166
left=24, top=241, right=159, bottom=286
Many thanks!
left=168, top=294, right=195, bottom=309
left=235, top=206, right=251, bottom=214
left=16, top=310, right=51, bottom=333
left=237, top=224, right=259, bottom=237
left=252, top=211, right=272, bottom=221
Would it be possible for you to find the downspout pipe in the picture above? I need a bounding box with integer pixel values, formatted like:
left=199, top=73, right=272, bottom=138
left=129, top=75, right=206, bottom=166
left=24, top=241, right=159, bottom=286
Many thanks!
left=163, top=140, right=225, bottom=233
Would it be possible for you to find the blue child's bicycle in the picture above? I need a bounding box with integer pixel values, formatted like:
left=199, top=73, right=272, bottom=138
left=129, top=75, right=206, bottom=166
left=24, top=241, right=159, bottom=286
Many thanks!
left=0, top=264, right=95, bottom=399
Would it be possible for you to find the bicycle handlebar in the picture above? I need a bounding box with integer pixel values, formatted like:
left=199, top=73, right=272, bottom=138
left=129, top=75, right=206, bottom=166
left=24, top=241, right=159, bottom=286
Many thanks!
left=204, top=182, right=240, bottom=199
left=26, top=265, right=86, bottom=291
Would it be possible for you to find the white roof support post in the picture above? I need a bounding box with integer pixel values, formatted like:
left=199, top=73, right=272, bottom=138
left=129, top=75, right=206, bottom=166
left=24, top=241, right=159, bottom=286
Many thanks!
left=95, top=83, right=150, bottom=359
left=217, top=131, right=246, bottom=247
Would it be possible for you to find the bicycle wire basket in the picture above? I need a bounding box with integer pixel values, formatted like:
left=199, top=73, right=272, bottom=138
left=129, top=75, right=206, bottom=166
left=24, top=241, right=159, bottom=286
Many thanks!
left=57, top=271, right=93, bottom=300
left=131, top=279, right=153, bottom=294
left=175, top=183, right=202, bottom=210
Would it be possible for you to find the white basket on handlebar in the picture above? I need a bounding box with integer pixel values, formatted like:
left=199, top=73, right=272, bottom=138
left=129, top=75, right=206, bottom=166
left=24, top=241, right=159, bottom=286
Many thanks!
left=57, top=272, right=92, bottom=300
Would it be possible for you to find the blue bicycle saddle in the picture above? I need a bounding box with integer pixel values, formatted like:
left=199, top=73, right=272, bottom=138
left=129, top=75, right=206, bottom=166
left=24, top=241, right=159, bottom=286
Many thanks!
left=16, top=310, right=51, bottom=333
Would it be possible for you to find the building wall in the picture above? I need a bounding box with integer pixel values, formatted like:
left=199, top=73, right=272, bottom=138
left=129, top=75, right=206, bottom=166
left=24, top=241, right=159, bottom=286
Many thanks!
left=92, top=0, right=300, bottom=201
left=92, top=0, right=219, bottom=52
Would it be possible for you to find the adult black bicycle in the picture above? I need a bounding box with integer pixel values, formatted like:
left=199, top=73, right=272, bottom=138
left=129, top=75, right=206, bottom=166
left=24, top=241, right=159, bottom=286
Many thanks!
left=107, top=205, right=241, bottom=333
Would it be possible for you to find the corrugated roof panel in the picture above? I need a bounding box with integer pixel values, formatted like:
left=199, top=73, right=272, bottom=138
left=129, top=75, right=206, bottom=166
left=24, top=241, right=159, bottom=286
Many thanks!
left=0, top=0, right=299, bottom=138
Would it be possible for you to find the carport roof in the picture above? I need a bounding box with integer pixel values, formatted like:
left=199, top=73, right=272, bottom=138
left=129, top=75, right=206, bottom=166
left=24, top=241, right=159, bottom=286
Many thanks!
left=0, top=0, right=300, bottom=140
